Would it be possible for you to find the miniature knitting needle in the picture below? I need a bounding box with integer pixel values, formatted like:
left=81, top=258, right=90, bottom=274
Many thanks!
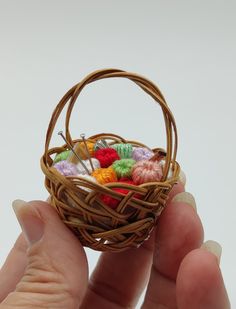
left=102, top=139, right=109, bottom=148
left=58, top=131, right=90, bottom=174
left=80, top=133, right=94, bottom=172
left=94, top=139, right=109, bottom=150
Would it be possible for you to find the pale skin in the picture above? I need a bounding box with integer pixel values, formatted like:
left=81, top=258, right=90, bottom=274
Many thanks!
left=0, top=183, right=231, bottom=308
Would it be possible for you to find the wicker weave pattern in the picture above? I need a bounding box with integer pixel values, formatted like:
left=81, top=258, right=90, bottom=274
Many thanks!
left=40, top=69, right=180, bottom=252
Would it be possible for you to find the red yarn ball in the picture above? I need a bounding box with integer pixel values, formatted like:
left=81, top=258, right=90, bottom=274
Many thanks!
left=101, top=178, right=140, bottom=209
left=119, top=177, right=135, bottom=184
left=95, top=148, right=120, bottom=168
left=101, top=187, right=128, bottom=209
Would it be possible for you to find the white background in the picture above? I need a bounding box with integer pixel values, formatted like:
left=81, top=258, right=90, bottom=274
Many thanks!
left=0, top=1, right=235, bottom=307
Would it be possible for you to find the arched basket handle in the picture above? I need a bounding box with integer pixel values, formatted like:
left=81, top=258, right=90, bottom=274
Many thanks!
left=44, top=68, right=178, bottom=180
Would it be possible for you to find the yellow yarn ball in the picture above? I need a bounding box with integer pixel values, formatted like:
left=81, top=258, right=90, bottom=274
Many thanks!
left=68, top=141, right=95, bottom=164
left=92, top=166, right=117, bottom=185
left=83, top=141, right=95, bottom=157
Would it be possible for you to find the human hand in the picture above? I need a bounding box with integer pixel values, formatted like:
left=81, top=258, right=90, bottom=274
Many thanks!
left=0, top=183, right=231, bottom=308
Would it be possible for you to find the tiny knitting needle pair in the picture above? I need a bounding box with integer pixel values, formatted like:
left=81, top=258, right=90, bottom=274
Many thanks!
left=58, top=131, right=94, bottom=175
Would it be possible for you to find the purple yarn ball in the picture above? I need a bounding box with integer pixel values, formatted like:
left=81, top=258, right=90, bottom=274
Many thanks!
left=132, top=147, right=154, bottom=161
left=53, top=160, right=79, bottom=176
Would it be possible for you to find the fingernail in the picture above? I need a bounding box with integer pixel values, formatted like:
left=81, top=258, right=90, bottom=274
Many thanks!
left=172, top=192, right=197, bottom=210
left=178, top=170, right=186, bottom=186
left=201, top=240, right=222, bottom=264
left=12, top=200, right=44, bottom=246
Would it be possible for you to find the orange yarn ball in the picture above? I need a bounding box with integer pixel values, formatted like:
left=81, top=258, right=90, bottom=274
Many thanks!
left=92, top=166, right=117, bottom=185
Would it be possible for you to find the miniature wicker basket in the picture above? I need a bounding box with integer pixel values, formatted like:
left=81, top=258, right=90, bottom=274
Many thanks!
left=40, top=68, right=180, bottom=252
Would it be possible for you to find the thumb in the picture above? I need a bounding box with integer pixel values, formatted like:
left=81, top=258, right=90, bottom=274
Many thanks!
left=2, top=200, right=88, bottom=309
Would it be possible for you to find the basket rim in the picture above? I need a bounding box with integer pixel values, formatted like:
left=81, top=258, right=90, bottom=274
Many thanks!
left=40, top=132, right=181, bottom=201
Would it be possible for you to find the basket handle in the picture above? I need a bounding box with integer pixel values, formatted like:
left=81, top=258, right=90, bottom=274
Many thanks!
left=44, top=68, right=178, bottom=180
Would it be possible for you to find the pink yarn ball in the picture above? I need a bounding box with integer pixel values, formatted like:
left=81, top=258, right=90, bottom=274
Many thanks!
left=132, top=160, right=163, bottom=185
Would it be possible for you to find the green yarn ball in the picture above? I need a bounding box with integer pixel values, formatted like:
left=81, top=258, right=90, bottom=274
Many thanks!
left=111, top=143, right=133, bottom=159
left=53, top=150, right=70, bottom=164
left=112, top=158, right=136, bottom=178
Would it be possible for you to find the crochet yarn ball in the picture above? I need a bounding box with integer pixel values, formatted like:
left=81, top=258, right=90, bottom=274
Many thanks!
left=53, top=160, right=79, bottom=176
left=76, top=174, right=98, bottom=192
left=101, top=178, right=136, bottom=209
left=112, top=158, right=136, bottom=178
left=92, top=166, right=117, bottom=185
left=94, top=148, right=120, bottom=168
left=132, top=147, right=154, bottom=162
left=76, top=158, right=100, bottom=175
left=132, top=160, right=163, bottom=185
left=119, top=177, right=136, bottom=185
left=111, top=143, right=133, bottom=159
left=53, top=150, right=70, bottom=163
left=68, top=141, right=95, bottom=164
